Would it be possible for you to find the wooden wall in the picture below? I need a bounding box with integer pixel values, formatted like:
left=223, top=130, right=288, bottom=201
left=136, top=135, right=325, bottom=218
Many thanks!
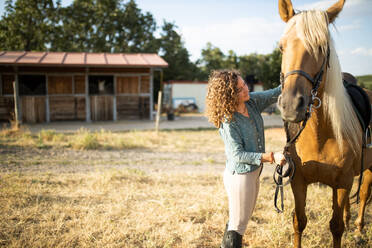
left=116, top=76, right=150, bottom=120
left=48, top=76, right=72, bottom=94
left=117, top=76, right=139, bottom=94
left=90, top=96, right=113, bottom=121
left=140, top=76, right=150, bottom=93
left=2, top=75, right=14, bottom=95
left=49, top=96, right=85, bottom=121
left=0, top=97, right=14, bottom=122
left=116, top=96, right=149, bottom=120
left=47, top=75, right=86, bottom=121
left=21, top=96, right=46, bottom=123
left=74, top=75, right=85, bottom=94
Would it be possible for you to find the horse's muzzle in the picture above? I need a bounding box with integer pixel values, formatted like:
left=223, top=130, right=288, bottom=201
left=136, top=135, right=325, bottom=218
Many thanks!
left=278, top=94, right=308, bottom=123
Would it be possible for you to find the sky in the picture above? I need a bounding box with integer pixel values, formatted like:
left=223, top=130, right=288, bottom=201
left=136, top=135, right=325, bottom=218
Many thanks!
left=1, top=0, right=371, bottom=76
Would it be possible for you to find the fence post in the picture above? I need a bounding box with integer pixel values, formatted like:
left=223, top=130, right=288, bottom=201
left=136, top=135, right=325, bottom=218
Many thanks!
left=155, top=91, right=162, bottom=132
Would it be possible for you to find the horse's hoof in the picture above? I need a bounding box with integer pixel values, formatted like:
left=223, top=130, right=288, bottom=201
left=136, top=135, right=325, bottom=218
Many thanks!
left=354, top=219, right=364, bottom=232
left=353, top=232, right=367, bottom=246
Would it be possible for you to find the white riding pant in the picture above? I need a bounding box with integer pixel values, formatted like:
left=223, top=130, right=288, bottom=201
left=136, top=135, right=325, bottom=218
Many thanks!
left=223, top=166, right=262, bottom=235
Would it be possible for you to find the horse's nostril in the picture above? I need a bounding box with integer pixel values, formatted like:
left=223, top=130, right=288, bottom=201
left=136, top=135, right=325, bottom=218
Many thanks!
left=297, top=96, right=305, bottom=110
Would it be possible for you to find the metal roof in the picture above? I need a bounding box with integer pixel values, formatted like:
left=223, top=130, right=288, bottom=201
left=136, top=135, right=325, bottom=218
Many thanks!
left=0, top=51, right=168, bottom=68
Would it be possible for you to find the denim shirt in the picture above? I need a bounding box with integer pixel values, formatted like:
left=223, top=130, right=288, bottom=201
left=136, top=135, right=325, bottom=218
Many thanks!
left=219, top=85, right=282, bottom=174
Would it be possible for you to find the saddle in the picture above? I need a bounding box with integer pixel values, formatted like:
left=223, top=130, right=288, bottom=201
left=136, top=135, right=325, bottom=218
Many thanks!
left=342, top=72, right=371, bottom=132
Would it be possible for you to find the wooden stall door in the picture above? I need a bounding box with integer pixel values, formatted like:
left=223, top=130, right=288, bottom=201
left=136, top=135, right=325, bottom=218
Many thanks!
left=0, top=97, right=14, bottom=122
left=90, top=96, right=113, bottom=121
left=116, top=96, right=149, bottom=120
left=49, top=96, right=86, bottom=121
left=21, top=96, right=46, bottom=123
left=48, top=75, right=86, bottom=121
left=116, top=76, right=150, bottom=120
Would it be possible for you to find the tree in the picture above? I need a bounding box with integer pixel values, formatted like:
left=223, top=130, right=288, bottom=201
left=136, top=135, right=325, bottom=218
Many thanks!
left=199, top=42, right=282, bottom=89
left=199, top=42, right=226, bottom=76
left=52, top=0, right=159, bottom=53
left=0, top=0, right=60, bottom=51
left=159, top=21, right=201, bottom=81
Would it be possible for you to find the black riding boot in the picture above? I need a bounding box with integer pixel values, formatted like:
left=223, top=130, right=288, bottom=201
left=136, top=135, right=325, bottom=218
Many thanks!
left=220, top=224, right=242, bottom=248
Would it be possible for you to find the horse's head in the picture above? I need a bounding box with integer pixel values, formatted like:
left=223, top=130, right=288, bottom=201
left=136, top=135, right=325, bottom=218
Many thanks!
left=277, top=0, right=345, bottom=123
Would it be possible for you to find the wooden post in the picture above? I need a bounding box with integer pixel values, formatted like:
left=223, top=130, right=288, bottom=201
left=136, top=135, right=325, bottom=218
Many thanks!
left=13, top=73, right=21, bottom=126
left=155, top=90, right=162, bottom=132
left=45, top=74, right=50, bottom=122
left=113, top=75, right=117, bottom=121
left=149, top=68, right=154, bottom=120
left=85, top=69, right=91, bottom=122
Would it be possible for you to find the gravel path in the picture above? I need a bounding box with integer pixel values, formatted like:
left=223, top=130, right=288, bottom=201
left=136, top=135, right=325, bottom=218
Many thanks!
left=1, top=114, right=283, bottom=177
left=0, top=144, right=275, bottom=177
left=19, top=114, right=283, bottom=133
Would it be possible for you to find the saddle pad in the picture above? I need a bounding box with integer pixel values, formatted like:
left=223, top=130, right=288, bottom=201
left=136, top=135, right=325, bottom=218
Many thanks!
left=343, top=80, right=371, bottom=131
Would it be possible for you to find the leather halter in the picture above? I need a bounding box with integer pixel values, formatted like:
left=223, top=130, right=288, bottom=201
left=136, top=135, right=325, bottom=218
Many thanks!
left=274, top=46, right=330, bottom=213
left=280, top=46, right=330, bottom=94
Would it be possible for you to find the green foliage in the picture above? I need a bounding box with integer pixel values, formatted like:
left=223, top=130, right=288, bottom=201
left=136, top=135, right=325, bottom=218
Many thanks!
left=356, top=75, right=372, bottom=90
left=0, top=0, right=60, bottom=51
left=159, top=21, right=202, bottom=81
left=53, top=0, right=159, bottom=53
left=199, top=43, right=282, bottom=88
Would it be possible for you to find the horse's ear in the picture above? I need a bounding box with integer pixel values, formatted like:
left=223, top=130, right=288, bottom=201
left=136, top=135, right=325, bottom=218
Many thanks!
left=326, top=0, right=345, bottom=23
left=279, top=0, right=295, bottom=23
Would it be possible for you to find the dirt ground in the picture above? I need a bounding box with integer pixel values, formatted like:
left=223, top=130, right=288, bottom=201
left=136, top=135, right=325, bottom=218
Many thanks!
left=17, top=113, right=284, bottom=133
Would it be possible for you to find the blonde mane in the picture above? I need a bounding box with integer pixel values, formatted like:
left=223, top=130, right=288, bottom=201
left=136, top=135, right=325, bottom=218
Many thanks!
left=292, top=10, right=362, bottom=154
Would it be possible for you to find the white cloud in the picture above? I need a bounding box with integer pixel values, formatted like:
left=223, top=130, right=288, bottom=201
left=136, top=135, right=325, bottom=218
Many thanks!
left=338, top=20, right=361, bottom=31
left=351, top=47, right=372, bottom=56
left=180, top=17, right=285, bottom=61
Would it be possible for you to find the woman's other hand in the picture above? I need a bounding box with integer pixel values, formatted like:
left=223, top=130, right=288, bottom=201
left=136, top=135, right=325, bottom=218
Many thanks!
left=261, top=152, right=274, bottom=164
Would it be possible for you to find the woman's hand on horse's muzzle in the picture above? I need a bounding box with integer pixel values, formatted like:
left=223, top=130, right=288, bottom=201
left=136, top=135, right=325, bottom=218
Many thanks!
left=274, top=152, right=287, bottom=166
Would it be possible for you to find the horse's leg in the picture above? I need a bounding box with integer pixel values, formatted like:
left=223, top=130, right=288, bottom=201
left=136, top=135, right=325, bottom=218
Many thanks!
left=330, top=187, right=350, bottom=248
left=355, top=169, right=372, bottom=232
left=343, top=196, right=350, bottom=229
left=363, top=148, right=372, bottom=170
left=291, top=174, right=308, bottom=248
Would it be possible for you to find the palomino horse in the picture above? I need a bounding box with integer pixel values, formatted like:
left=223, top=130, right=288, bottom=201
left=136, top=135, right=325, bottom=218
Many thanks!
left=277, top=0, right=372, bottom=247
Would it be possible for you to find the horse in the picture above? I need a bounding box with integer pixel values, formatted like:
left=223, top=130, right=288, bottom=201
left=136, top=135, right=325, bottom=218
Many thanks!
left=276, top=0, right=372, bottom=247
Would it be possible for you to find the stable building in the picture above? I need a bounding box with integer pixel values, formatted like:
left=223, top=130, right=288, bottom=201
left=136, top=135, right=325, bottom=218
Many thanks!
left=0, top=51, right=168, bottom=123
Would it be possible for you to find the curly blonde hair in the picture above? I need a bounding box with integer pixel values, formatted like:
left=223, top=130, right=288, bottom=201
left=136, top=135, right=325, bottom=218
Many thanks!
left=205, top=70, right=241, bottom=128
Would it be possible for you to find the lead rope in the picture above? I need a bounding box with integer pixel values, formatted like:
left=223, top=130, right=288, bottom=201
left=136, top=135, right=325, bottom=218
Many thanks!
left=274, top=84, right=323, bottom=213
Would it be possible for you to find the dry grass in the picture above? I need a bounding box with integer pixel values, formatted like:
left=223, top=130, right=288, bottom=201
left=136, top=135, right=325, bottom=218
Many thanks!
left=0, top=127, right=371, bottom=247
left=0, top=127, right=225, bottom=152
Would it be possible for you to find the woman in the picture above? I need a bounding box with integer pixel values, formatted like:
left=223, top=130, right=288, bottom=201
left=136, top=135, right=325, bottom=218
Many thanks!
left=205, top=70, right=285, bottom=248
